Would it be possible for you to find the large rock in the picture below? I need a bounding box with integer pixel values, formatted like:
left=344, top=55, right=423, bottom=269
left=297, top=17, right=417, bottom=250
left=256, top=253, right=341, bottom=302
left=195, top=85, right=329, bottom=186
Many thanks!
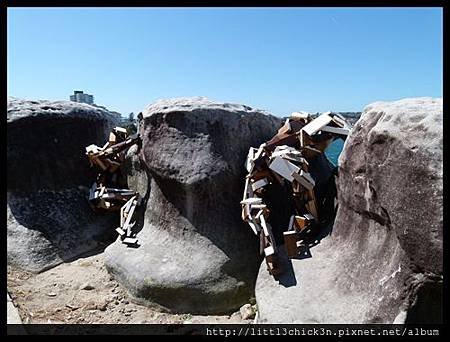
left=104, top=97, right=283, bottom=314
left=255, top=97, right=443, bottom=323
left=7, top=98, right=119, bottom=273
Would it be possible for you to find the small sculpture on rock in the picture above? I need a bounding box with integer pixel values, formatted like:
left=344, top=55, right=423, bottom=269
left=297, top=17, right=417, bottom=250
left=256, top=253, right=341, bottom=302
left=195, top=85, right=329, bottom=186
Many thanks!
left=85, top=127, right=142, bottom=246
left=241, top=111, right=352, bottom=276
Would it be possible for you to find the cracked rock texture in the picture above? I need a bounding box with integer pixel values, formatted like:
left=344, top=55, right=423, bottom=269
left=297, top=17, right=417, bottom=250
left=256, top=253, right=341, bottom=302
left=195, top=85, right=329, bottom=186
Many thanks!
left=255, top=97, right=442, bottom=323
left=104, top=97, right=283, bottom=314
left=7, top=98, right=119, bottom=273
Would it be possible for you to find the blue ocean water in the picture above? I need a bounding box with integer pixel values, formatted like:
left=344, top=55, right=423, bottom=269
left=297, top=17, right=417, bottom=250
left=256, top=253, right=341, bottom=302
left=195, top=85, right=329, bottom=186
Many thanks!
left=324, top=138, right=345, bottom=166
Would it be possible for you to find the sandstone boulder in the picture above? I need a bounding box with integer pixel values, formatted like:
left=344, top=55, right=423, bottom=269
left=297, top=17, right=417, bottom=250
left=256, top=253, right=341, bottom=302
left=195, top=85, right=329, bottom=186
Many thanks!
left=7, top=98, right=119, bottom=273
left=104, top=97, right=283, bottom=314
left=255, top=97, right=442, bottom=323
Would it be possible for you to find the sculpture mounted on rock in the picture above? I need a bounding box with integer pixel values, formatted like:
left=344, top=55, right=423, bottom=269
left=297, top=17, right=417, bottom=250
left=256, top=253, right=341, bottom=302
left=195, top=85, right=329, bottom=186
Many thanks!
left=241, top=111, right=352, bottom=276
left=85, top=127, right=142, bottom=246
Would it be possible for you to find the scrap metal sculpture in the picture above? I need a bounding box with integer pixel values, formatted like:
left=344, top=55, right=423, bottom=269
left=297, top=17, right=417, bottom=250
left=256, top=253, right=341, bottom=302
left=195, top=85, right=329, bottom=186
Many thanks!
left=241, top=111, right=352, bottom=276
left=85, top=127, right=141, bottom=246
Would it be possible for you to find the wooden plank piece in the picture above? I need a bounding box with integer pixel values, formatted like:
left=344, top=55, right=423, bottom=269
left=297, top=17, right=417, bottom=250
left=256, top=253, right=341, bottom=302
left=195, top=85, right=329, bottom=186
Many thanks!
left=242, top=177, right=250, bottom=202
left=109, top=132, right=117, bottom=145
left=301, top=112, right=333, bottom=136
left=241, top=204, right=251, bottom=221
left=115, top=227, right=126, bottom=236
left=304, top=213, right=315, bottom=221
left=269, top=156, right=301, bottom=182
left=114, top=126, right=128, bottom=133
left=85, top=144, right=100, bottom=154
left=260, top=216, right=277, bottom=253
left=307, top=200, right=319, bottom=219
left=251, top=178, right=269, bottom=191
left=245, top=147, right=256, bottom=172
left=287, top=215, right=295, bottom=231
left=89, top=182, right=97, bottom=201
left=283, top=231, right=298, bottom=258
left=122, top=237, right=138, bottom=245
left=250, top=204, right=267, bottom=210
left=291, top=170, right=315, bottom=191
left=240, top=197, right=262, bottom=205
left=123, top=200, right=137, bottom=235
left=93, top=156, right=108, bottom=170
left=265, top=133, right=298, bottom=151
left=120, top=204, right=126, bottom=227
left=255, top=209, right=264, bottom=220
left=277, top=118, right=291, bottom=135
left=330, top=113, right=348, bottom=128
left=260, top=215, right=270, bottom=237
left=294, top=215, right=311, bottom=231
left=320, top=125, right=350, bottom=136
left=264, top=245, right=275, bottom=257
left=248, top=218, right=261, bottom=235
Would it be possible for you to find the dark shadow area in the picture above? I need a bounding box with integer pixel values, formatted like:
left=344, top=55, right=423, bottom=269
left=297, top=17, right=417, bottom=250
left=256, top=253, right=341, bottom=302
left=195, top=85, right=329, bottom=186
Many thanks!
left=269, top=220, right=332, bottom=288
left=273, top=247, right=298, bottom=288
left=299, top=219, right=335, bottom=252
left=7, top=115, right=119, bottom=271
left=8, top=189, right=118, bottom=267
left=309, top=154, right=338, bottom=226
left=121, top=144, right=152, bottom=238
left=265, top=153, right=337, bottom=269
left=264, top=182, right=298, bottom=245
left=278, top=267, right=297, bottom=287
left=63, top=235, right=118, bottom=262
left=124, top=242, right=141, bottom=249
left=405, top=279, right=442, bottom=323
left=296, top=245, right=313, bottom=260
left=7, top=116, right=109, bottom=192
left=260, top=153, right=339, bottom=286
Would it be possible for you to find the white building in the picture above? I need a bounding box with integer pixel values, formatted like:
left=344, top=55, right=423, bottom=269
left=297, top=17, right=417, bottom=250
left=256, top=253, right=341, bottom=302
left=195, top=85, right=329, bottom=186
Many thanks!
left=70, top=91, right=94, bottom=105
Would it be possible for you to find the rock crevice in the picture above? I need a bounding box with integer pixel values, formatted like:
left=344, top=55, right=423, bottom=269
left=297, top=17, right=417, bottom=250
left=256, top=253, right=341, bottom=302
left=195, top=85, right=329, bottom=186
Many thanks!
left=255, top=97, right=442, bottom=323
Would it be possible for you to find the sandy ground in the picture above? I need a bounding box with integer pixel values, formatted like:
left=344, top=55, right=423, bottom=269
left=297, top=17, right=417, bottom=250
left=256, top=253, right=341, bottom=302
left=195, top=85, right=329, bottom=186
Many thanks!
left=7, top=253, right=255, bottom=325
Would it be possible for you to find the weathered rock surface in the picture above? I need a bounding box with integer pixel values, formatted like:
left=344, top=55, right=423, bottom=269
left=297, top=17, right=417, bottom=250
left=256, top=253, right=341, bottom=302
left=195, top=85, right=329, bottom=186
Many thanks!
left=7, top=293, right=23, bottom=324
left=7, top=98, right=119, bottom=273
left=239, top=303, right=256, bottom=320
left=104, top=97, right=283, bottom=314
left=255, top=97, right=443, bottom=323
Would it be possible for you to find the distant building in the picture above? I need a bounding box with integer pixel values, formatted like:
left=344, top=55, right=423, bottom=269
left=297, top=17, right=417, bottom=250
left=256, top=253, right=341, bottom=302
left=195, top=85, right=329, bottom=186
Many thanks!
left=70, top=90, right=94, bottom=105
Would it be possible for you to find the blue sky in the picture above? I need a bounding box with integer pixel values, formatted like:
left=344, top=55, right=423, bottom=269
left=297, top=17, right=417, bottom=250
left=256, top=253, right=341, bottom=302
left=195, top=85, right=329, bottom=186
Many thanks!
left=7, top=7, right=443, bottom=117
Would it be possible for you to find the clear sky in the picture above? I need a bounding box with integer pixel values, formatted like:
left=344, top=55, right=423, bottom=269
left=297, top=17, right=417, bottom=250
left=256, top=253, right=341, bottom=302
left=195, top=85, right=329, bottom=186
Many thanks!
left=7, top=7, right=443, bottom=117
